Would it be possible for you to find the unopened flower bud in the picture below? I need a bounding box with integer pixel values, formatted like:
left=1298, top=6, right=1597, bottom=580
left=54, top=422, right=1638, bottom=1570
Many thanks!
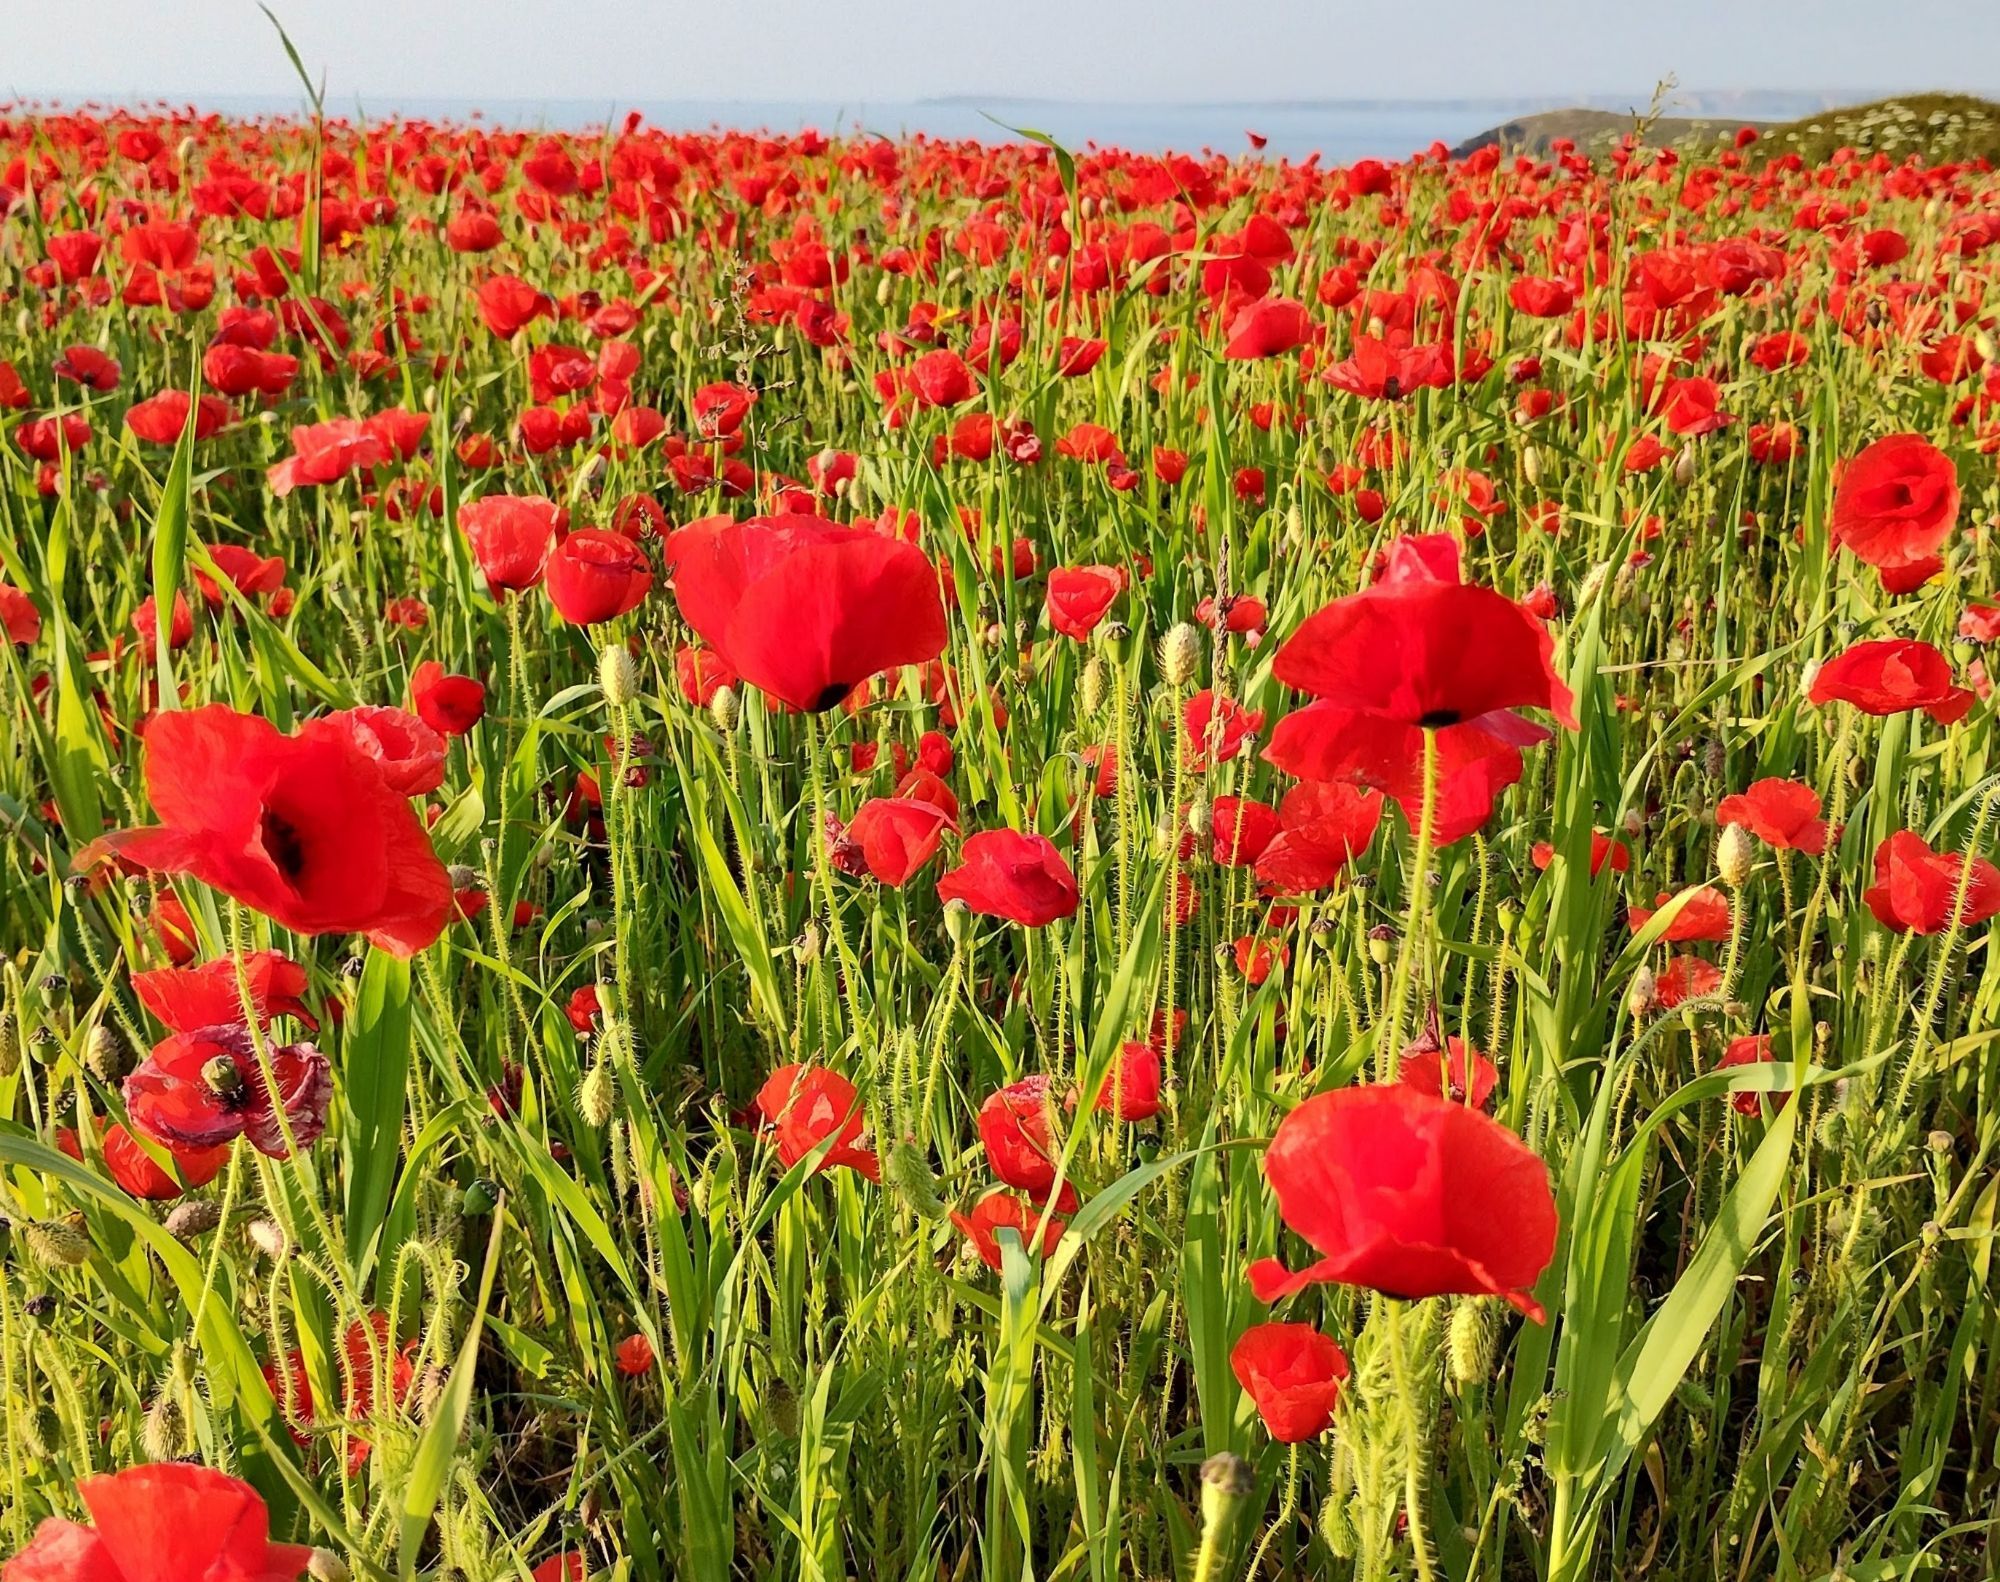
left=1716, top=823, right=1755, bottom=889
left=1672, top=446, right=1697, bottom=488
left=307, top=1551, right=351, bottom=1582
left=1160, top=621, right=1202, bottom=687
left=247, top=1218, right=289, bottom=1260
left=25, top=1215, right=89, bottom=1267
left=1628, top=964, right=1659, bottom=1019
left=84, top=1023, right=125, bottom=1082
left=709, top=685, right=741, bottom=733
left=1447, top=1298, right=1494, bottom=1385
left=944, top=898, right=972, bottom=949
left=599, top=644, right=640, bottom=707
left=1078, top=656, right=1108, bottom=717
left=164, top=1200, right=222, bottom=1241
left=578, top=1059, right=616, bottom=1129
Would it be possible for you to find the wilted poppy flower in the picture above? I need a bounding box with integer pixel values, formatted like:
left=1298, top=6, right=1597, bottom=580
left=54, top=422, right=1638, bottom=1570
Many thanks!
left=410, top=662, right=486, bottom=737
left=1230, top=1322, right=1350, bottom=1442
left=79, top=704, right=452, bottom=958
left=845, top=796, right=951, bottom=885
left=1045, top=565, right=1126, bottom=639
left=1248, top=1085, right=1557, bottom=1318
left=132, top=951, right=312, bottom=1032
left=58, top=1121, right=229, bottom=1201
left=952, top=1191, right=1066, bottom=1270
left=666, top=515, right=947, bottom=712
left=1830, top=434, right=1959, bottom=579
left=1396, top=1034, right=1498, bottom=1107
left=937, top=829, right=1079, bottom=926
left=2, top=1463, right=312, bottom=1582
left=460, top=495, right=562, bottom=594
left=125, top=1024, right=332, bottom=1159
left=978, top=1075, right=1081, bottom=1211
left=1808, top=639, right=1974, bottom=725
left=1717, top=777, right=1827, bottom=856
left=546, top=529, right=653, bottom=624
left=753, top=1064, right=880, bottom=1181
left=1862, top=831, right=2000, bottom=935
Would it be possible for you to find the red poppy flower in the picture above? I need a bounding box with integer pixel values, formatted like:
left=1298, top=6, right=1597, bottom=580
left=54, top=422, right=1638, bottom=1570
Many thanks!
left=978, top=1075, right=1081, bottom=1212
left=1830, top=434, right=1959, bottom=577
left=665, top=514, right=948, bottom=712
left=753, top=1064, right=880, bottom=1181
left=1045, top=565, right=1127, bottom=640
left=79, top=704, right=452, bottom=958
left=58, top=1121, right=230, bottom=1201
left=1211, top=796, right=1282, bottom=867
left=1230, top=1322, right=1350, bottom=1443
left=845, top=796, right=952, bottom=886
left=1252, top=781, right=1384, bottom=894
left=1248, top=1085, right=1557, bottom=1319
left=266, top=419, right=385, bottom=496
left=1224, top=298, right=1313, bottom=360
left=1717, top=1034, right=1783, bottom=1117
left=125, top=1024, right=331, bottom=1159
left=1717, top=777, right=1827, bottom=856
left=1324, top=335, right=1449, bottom=401
left=1862, top=831, right=2000, bottom=935
left=1183, top=690, right=1265, bottom=771
left=132, top=951, right=313, bottom=1032
left=410, top=661, right=486, bottom=737
left=2, top=1463, right=312, bottom=1582
left=126, top=391, right=231, bottom=445
left=614, top=1334, right=656, bottom=1376
left=545, top=529, right=653, bottom=625
left=460, top=495, right=562, bottom=594
left=1396, top=1035, right=1498, bottom=1107
left=937, top=829, right=1079, bottom=926
left=1627, top=885, right=1732, bottom=942
left=1654, top=955, right=1723, bottom=1009
left=477, top=274, right=554, bottom=338
left=1, top=583, right=42, bottom=646
left=1089, top=1041, right=1163, bottom=1121
left=299, top=705, right=446, bottom=797
left=952, top=1191, right=1066, bottom=1270
left=1809, top=639, right=1974, bottom=725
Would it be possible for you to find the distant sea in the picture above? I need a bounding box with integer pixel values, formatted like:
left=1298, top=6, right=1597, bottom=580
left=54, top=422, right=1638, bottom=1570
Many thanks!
left=16, top=91, right=1879, bottom=161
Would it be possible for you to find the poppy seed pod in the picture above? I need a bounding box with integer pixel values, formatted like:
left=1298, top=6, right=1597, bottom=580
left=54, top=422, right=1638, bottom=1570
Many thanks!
left=1160, top=621, right=1202, bottom=686
left=307, top=1551, right=352, bottom=1582
left=599, top=643, right=640, bottom=707
left=1198, top=1452, right=1253, bottom=1536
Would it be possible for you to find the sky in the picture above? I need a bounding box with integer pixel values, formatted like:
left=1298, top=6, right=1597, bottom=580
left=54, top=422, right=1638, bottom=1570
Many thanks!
left=8, top=0, right=1999, bottom=109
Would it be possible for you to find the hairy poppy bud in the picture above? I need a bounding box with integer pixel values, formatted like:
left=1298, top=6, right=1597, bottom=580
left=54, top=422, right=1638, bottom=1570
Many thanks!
left=1185, top=796, right=1213, bottom=840
left=24, top=1215, right=89, bottom=1268
left=884, top=1141, right=945, bottom=1219
left=1672, top=446, right=1698, bottom=488
left=1701, top=737, right=1727, bottom=779
left=1160, top=621, right=1202, bottom=687
left=247, top=1217, right=289, bottom=1260
left=1522, top=444, right=1543, bottom=487
left=307, top=1551, right=352, bottom=1582
left=1716, top=823, right=1755, bottom=889
left=448, top=863, right=479, bottom=891
left=85, top=1022, right=125, bottom=1082
left=709, top=684, right=741, bottom=733
left=165, top=1199, right=222, bottom=1240
left=578, top=1058, right=616, bottom=1128
left=599, top=643, right=640, bottom=707
left=1447, top=1298, right=1494, bottom=1385
left=1079, top=656, right=1107, bottom=717
left=943, top=897, right=972, bottom=948
left=141, top=1391, right=190, bottom=1463
left=1627, top=964, right=1659, bottom=1019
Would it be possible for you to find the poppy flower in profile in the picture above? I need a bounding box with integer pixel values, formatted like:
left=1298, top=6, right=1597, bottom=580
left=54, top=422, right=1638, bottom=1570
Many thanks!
left=265, top=419, right=386, bottom=496
left=1089, top=1041, right=1163, bottom=1121
left=1396, top=1034, right=1498, bottom=1107
left=614, top=1334, right=656, bottom=1377
left=1248, top=1085, right=1557, bottom=1319
left=460, top=495, right=562, bottom=594
left=845, top=796, right=952, bottom=886
left=952, top=1191, right=1066, bottom=1270
left=1627, top=885, right=1732, bottom=942
left=1862, top=831, right=2000, bottom=935
left=937, top=829, right=1079, bottom=927
left=410, top=661, right=486, bottom=737
left=1654, top=955, right=1723, bottom=1009
left=132, top=951, right=313, bottom=1032
left=1717, top=777, right=1827, bottom=856
left=978, top=1076, right=1081, bottom=1211
left=1183, top=690, right=1265, bottom=771
left=476, top=274, right=554, bottom=338
left=546, top=529, right=654, bottom=625
left=1717, top=1034, right=1784, bottom=1117
left=78, top=704, right=452, bottom=958
left=0, top=583, right=42, bottom=646
left=1230, top=1322, right=1350, bottom=1443
left=753, top=1064, right=880, bottom=1181
left=1045, top=564, right=1127, bottom=639
left=1210, top=796, right=1282, bottom=867
left=904, top=348, right=977, bottom=409
left=1808, top=639, right=1974, bottom=726
left=1224, top=297, right=1313, bottom=360
left=1830, top=434, right=1959, bottom=579
left=125, top=1024, right=332, bottom=1159
left=1, top=1463, right=312, bottom=1582
left=665, top=515, right=948, bottom=712
left=126, top=390, right=231, bottom=445
left=58, top=1121, right=230, bottom=1201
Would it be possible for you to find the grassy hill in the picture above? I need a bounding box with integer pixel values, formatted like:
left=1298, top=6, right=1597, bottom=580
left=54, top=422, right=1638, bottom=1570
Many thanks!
left=1451, top=108, right=1765, bottom=158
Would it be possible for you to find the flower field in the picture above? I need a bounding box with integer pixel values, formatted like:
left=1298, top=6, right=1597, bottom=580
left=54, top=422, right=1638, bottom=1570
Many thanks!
left=2, top=97, right=2000, bottom=1582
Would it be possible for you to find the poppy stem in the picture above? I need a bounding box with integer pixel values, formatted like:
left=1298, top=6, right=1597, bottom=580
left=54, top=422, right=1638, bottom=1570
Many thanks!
left=1379, top=728, right=1441, bottom=1080
left=1240, top=1441, right=1301, bottom=1581
left=1384, top=1298, right=1439, bottom=1582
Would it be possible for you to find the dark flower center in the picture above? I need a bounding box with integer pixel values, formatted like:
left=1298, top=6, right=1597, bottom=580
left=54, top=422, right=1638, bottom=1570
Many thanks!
left=1417, top=709, right=1460, bottom=728
left=260, top=809, right=309, bottom=882
left=812, top=681, right=854, bottom=712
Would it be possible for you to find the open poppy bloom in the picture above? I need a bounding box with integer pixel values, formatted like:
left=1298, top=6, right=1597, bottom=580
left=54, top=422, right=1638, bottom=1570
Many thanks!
left=1627, top=886, right=1732, bottom=942
left=81, top=706, right=452, bottom=958
left=1830, top=434, right=1959, bottom=581
left=844, top=796, right=952, bottom=886
left=1396, top=1034, right=1499, bottom=1107
left=753, top=1064, right=880, bottom=1181
left=978, top=1075, right=1082, bottom=1212
left=2, top=1463, right=312, bottom=1582
left=58, top=1121, right=229, bottom=1201
left=1808, top=639, right=1975, bottom=725
left=1717, top=778, right=1827, bottom=856
left=665, top=514, right=948, bottom=712
left=124, top=1025, right=331, bottom=1159
left=937, top=829, right=1079, bottom=926
left=1230, top=1321, right=1350, bottom=1442
left=1249, top=1085, right=1557, bottom=1319
left=1088, top=1042, right=1163, bottom=1121
left=459, top=494, right=563, bottom=594
left=1252, top=779, right=1385, bottom=893
left=298, top=705, right=446, bottom=797
left=1045, top=564, right=1126, bottom=639
left=1862, top=831, right=2000, bottom=935
left=952, top=1190, right=1066, bottom=1270
left=132, top=951, right=314, bottom=1032
left=410, top=662, right=486, bottom=736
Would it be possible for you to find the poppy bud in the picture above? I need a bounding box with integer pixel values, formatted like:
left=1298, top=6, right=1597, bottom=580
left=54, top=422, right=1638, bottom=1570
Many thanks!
left=1079, top=656, right=1108, bottom=717
left=24, top=1215, right=89, bottom=1268
left=141, top=1391, right=190, bottom=1462
left=247, top=1217, right=289, bottom=1260
left=1495, top=898, right=1520, bottom=939
left=944, top=897, right=972, bottom=948
left=85, top=1022, right=125, bottom=1081
left=1185, top=796, right=1213, bottom=840
left=165, top=1199, right=222, bottom=1240
left=1672, top=447, right=1698, bottom=488
left=1716, top=823, right=1755, bottom=889
left=1448, top=1299, right=1495, bottom=1385
left=202, top=1055, right=245, bottom=1097
left=884, top=1140, right=945, bottom=1219
left=448, top=863, right=479, bottom=891
left=578, top=1059, right=616, bottom=1129
left=1160, top=621, right=1202, bottom=687
left=709, top=685, right=741, bottom=733
left=462, top=1178, right=499, bottom=1215
left=1522, top=445, right=1543, bottom=487
left=1198, top=1452, right=1253, bottom=1548
left=1628, top=964, right=1659, bottom=1019
left=796, top=922, right=822, bottom=964
left=874, top=275, right=894, bottom=307
left=599, top=643, right=640, bottom=707
left=307, top=1551, right=352, bottom=1582
left=1702, top=737, right=1727, bottom=779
